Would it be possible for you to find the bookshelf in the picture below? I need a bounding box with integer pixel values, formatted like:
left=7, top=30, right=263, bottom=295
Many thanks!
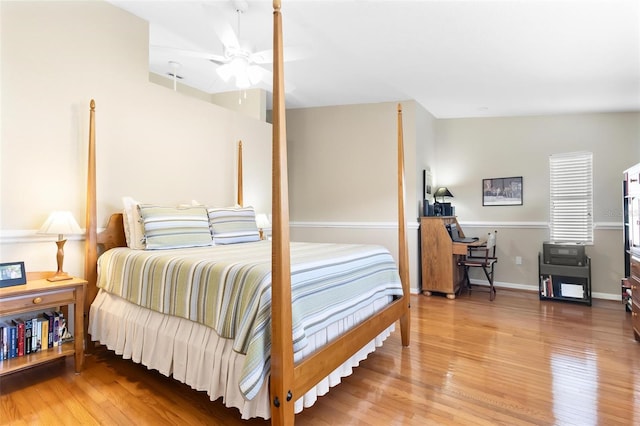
left=0, top=276, right=86, bottom=376
left=539, top=253, right=592, bottom=306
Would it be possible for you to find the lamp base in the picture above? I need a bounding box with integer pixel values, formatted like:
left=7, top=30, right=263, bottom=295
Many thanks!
left=47, top=273, right=72, bottom=282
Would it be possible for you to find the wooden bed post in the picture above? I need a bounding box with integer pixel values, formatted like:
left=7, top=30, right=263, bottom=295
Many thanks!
left=84, top=99, right=98, bottom=351
left=237, top=140, right=243, bottom=207
left=270, top=1, right=295, bottom=425
left=397, top=104, right=411, bottom=347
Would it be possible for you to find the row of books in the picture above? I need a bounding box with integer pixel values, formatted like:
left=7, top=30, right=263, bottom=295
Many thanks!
left=540, top=276, right=554, bottom=298
left=0, top=311, right=70, bottom=361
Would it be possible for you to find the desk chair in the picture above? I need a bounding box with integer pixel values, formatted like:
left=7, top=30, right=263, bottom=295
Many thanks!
left=459, top=231, right=498, bottom=301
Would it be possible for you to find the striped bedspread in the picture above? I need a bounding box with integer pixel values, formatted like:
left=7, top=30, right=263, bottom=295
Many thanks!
left=96, top=241, right=403, bottom=400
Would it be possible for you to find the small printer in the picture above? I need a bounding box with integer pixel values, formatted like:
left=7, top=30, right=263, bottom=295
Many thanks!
left=543, top=242, right=586, bottom=266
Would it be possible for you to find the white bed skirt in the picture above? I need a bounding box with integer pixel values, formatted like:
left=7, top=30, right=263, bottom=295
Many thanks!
left=89, top=289, right=394, bottom=420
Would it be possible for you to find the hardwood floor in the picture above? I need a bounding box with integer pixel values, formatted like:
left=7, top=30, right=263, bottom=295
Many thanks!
left=1, top=289, right=639, bottom=425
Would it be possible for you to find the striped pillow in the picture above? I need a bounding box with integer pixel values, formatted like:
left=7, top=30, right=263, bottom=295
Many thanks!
left=208, top=206, right=261, bottom=245
left=138, top=205, right=213, bottom=250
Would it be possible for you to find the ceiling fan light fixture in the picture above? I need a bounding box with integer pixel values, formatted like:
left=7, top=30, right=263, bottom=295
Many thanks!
left=247, top=65, right=263, bottom=85
left=229, top=56, right=247, bottom=74
left=230, top=57, right=250, bottom=88
left=216, top=64, right=233, bottom=83
left=236, top=73, right=251, bottom=89
left=216, top=56, right=260, bottom=89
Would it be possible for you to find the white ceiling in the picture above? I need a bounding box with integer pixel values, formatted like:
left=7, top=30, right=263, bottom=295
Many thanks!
left=110, top=0, right=640, bottom=118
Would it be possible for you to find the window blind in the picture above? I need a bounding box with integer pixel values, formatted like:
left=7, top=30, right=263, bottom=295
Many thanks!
left=549, top=152, right=593, bottom=243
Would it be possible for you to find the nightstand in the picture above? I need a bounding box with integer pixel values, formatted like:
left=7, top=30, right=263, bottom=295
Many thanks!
left=0, top=274, right=86, bottom=376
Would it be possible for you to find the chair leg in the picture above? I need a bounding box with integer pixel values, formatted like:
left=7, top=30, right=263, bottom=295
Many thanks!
left=482, top=266, right=496, bottom=301
left=464, top=266, right=472, bottom=295
left=492, top=264, right=497, bottom=300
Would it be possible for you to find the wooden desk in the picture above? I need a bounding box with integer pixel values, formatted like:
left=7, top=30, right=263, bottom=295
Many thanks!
left=420, top=216, right=484, bottom=299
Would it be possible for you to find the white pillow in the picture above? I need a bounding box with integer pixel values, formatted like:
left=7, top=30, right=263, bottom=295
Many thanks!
left=122, top=196, right=145, bottom=250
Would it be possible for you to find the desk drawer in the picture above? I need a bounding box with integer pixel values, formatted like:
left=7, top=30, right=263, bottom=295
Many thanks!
left=631, top=257, right=640, bottom=282
left=0, top=288, right=76, bottom=316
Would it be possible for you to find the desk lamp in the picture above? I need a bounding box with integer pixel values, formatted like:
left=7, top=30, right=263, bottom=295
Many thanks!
left=38, top=211, right=82, bottom=281
left=434, top=187, right=454, bottom=203
left=434, top=187, right=454, bottom=216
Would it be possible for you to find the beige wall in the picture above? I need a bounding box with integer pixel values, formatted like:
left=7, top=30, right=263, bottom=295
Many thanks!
left=0, top=1, right=271, bottom=276
left=287, top=101, right=423, bottom=222
left=286, top=101, right=436, bottom=292
left=286, top=102, right=639, bottom=298
left=435, top=112, right=640, bottom=298
left=149, top=72, right=267, bottom=122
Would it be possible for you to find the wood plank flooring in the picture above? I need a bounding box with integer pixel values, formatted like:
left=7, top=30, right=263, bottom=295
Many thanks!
left=1, top=289, right=639, bottom=425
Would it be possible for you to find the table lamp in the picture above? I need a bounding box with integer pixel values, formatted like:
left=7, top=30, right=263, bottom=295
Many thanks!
left=434, top=187, right=454, bottom=203
left=433, top=187, right=454, bottom=216
left=256, top=213, right=271, bottom=240
left=38, top=210, right=82, bottom=281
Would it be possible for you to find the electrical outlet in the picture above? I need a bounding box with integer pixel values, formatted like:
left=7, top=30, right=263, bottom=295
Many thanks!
left=515, top=256, right=522, bottom=265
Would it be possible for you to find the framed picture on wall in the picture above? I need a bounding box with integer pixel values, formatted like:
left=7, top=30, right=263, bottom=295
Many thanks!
left=423, top=169, right=432, bottom=198
left=482, top=176, right=523, bottom=206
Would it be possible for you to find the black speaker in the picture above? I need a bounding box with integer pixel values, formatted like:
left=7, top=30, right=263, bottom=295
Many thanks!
left=433, top=202, right=443, bottom=216
left=423, top=200, right=429, bottom=216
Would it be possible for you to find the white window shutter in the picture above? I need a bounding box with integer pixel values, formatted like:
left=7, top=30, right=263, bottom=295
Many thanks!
left=549, top=152, right=593, bottom=243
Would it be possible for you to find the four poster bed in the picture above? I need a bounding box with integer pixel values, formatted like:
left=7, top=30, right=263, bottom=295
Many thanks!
left=83, top=1, right=410, bottom=425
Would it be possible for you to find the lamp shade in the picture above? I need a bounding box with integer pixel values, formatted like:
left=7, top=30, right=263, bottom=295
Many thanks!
left=434, top=187, right=454, bottom=199
left=255, top=213, right=271, bottom=229
left=38, top=211, right=82, bottom=238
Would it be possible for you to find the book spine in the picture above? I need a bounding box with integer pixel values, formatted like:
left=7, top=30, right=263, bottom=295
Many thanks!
left=0, top=325, right=4, bottom=361
left=40, top=318, right=48, bottom=352
left=31, top=317, right=40, bottom=352
left=2, top=326, right=8, bottom=360
left=24, top=319, right=32, bottom=355
left=9, top=326, right=17, bottom=358
left=12, top=319, right=25, bottom=357
left=32, top=318, right=39, bottom=352
left=43, top=312, right=54, bottom=348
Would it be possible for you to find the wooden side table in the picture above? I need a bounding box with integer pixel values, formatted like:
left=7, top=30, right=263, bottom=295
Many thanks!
left=0, top=274, right=86, bottom=376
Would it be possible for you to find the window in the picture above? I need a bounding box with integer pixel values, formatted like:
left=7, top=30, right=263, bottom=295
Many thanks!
left=549, top=152, right=593, bottom=243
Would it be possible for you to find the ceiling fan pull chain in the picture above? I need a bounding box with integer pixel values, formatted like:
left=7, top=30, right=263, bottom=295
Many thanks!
left=236, top=6, right=242, bottom=41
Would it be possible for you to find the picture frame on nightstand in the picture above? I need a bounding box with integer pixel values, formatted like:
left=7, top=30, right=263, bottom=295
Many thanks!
left=0, top=261, right=27, bottom=288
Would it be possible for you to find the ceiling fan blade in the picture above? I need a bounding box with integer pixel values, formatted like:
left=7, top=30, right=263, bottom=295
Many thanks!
left=258, top=67, right=296, bottom=92
left=250, top=47, right=309, bottom=65
left=249, top=50, right=272, bottom=65
left=216, top=63, right=234, bottom=83
left=202, top=3, right=240, bottom=50
left=151, top=45, right=228, bottom=64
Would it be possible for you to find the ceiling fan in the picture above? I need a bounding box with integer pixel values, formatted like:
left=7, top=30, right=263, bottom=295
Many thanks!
left=155, top=0, right=295, bottom=90
left=206, top=0, right=269, bottom=89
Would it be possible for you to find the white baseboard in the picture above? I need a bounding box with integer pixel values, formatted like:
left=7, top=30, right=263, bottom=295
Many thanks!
left=407, top=281, right=621, bottom=301
left=469, top=279, right=621, bottom=301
